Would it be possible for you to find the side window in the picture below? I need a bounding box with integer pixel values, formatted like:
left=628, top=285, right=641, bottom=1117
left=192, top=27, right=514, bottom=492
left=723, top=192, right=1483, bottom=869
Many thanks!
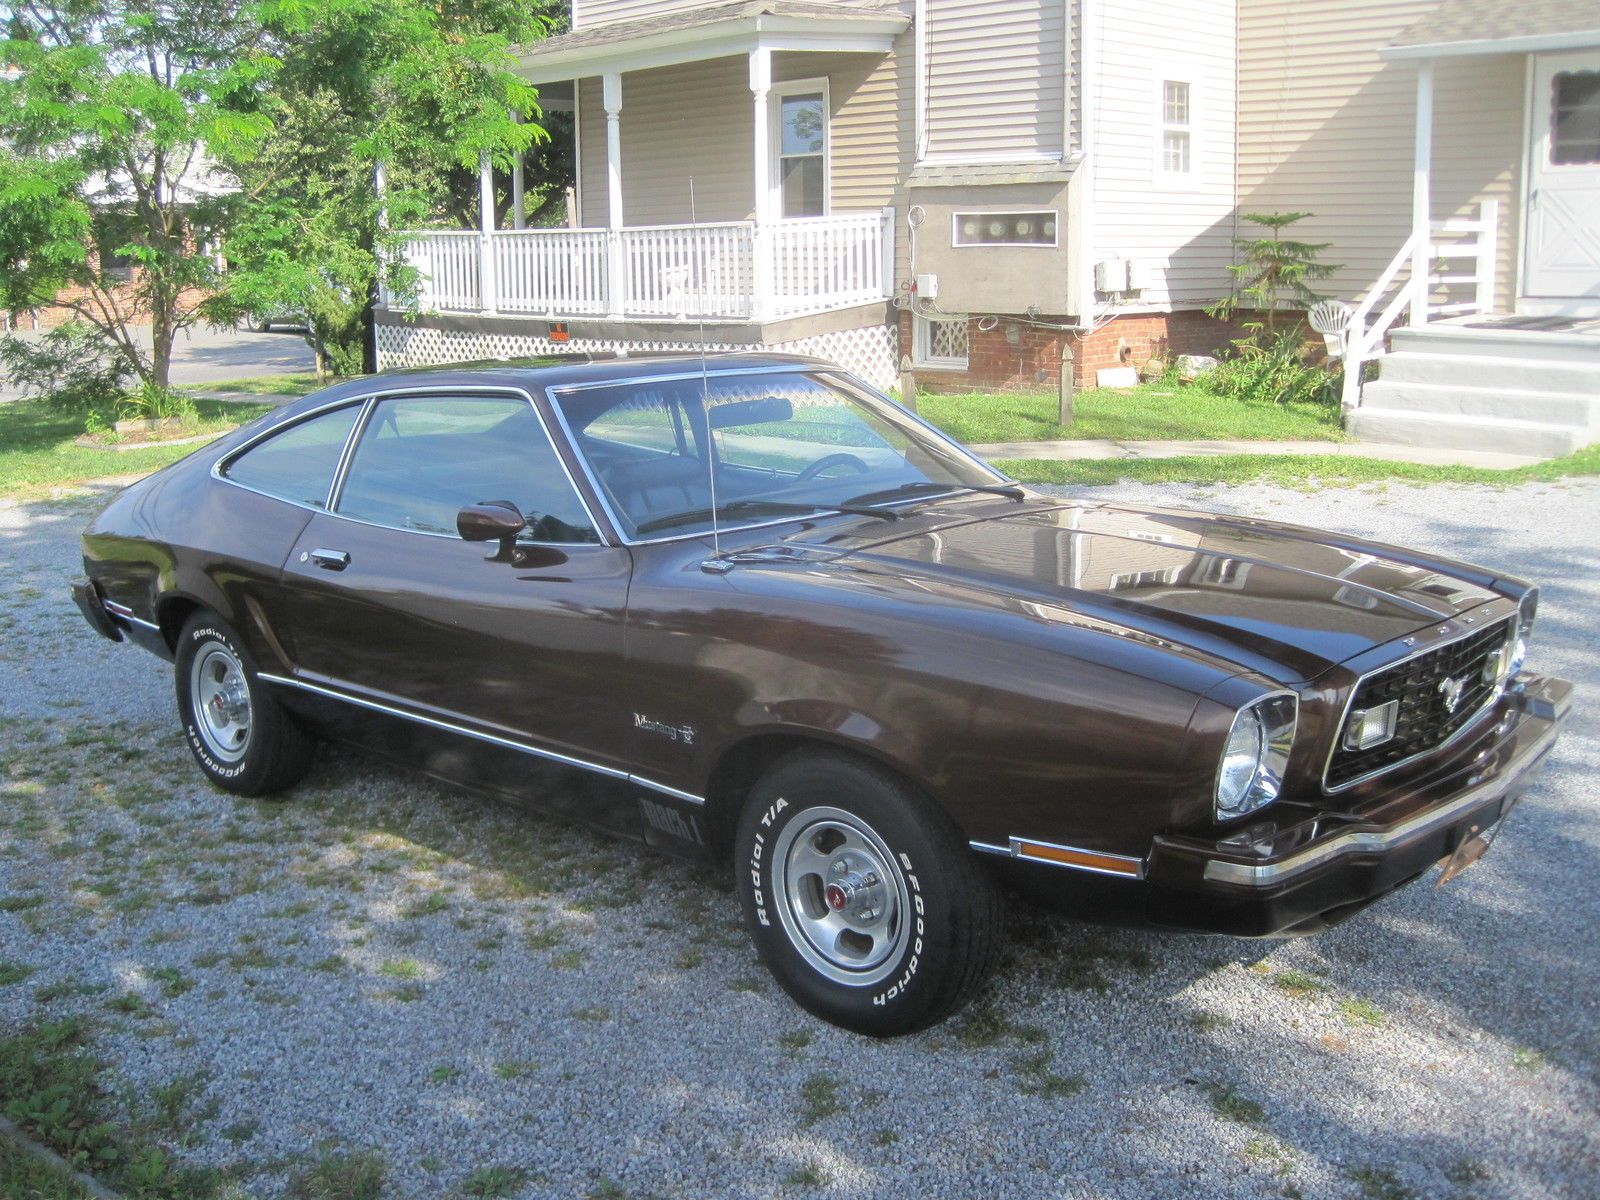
left=223, top=405, right=361, bottom=508
left=335, top=394, right=599, bottom=544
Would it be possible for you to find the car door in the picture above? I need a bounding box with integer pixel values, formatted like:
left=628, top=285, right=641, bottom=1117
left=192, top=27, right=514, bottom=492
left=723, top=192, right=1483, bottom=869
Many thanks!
left=277, top=388, right=634, bottom=773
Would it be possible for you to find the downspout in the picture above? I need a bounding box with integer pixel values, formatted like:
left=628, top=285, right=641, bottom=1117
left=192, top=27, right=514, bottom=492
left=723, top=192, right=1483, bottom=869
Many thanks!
left=1073, top=0, right=1096, bottom=326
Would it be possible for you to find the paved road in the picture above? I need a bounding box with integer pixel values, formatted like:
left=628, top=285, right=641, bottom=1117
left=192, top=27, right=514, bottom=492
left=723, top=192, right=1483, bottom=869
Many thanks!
left=1, top=478, right=1595, bottom=1199
left=0, top=324, right=315, bottom=400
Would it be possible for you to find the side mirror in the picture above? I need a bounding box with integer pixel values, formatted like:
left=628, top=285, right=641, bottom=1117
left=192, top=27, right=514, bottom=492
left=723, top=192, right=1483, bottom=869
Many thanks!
left=457, top=501, right=526, bottom=561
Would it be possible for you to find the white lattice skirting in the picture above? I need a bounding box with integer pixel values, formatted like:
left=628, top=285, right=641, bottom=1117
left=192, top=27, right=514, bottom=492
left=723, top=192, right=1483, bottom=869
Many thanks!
left=374, top=321, right=901, bottom=393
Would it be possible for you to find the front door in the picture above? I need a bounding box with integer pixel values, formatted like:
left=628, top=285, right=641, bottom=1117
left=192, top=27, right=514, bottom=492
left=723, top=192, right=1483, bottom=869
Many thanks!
left=278, top=390, right=634, bottom=772
left=1525, top=51, right=1600, bottom=306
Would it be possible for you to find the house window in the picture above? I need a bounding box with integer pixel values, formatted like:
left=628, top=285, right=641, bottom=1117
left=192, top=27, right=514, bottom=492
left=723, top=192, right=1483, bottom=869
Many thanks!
left=1159, top=79, right=1193, bottom=176
left=1550, top=71, right=1600, bottom=165
left=913, top=315, right=968, bottom=370
left=952, top=211, right=1058, bottom=247
left=774, top=84, right=827, bottom=218
left=93, top=211, right=139, bottom=280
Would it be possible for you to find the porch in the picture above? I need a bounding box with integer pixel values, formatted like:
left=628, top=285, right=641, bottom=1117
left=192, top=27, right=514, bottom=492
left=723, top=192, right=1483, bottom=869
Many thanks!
left=394, top=210, right=894, bottom=323
left=1338, top=5, right=1600, bottom=455
left=381, top=1, right=908, bottom=329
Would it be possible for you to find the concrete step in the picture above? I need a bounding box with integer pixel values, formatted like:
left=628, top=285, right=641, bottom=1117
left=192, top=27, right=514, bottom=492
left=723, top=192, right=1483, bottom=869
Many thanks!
left=1389, top=324, right=1600, bottom=365
left=1358, top=378, right=1599, bottom=428
left=1347, top=409, right=1591, bottom=459
left=1376, top=350, right=1600, bottom=394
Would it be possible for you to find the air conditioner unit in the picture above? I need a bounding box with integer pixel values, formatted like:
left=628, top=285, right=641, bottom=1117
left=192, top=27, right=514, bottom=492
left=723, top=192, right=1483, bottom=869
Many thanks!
left=1094, top=258, right=1129, bottom=294
left=1126, top=259, right=1158, bottom=293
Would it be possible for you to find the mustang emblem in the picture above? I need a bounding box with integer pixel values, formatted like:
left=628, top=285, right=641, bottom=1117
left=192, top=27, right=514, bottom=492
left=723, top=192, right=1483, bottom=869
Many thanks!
left=1437, top=675, right=1468, bottom=713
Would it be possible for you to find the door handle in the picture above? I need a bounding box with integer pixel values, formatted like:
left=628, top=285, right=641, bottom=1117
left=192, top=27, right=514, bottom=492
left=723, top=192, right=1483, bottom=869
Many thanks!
left=309, top=548, right=350, bottom=571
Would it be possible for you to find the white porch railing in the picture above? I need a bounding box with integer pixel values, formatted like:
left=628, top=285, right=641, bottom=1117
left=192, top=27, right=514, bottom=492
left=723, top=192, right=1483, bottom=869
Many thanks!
left=402, top=230, right=482, bottom=314
left=1341, top=199, right=1498, bottom=410
left=768, top=212, right=891, bottom=318
left=395, top=208, right=894, bottom=324
left=492, top=229, right=609, bottom=316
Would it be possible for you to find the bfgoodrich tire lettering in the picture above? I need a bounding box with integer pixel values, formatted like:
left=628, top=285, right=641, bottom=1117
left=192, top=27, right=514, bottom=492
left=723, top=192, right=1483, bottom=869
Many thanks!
left=736, top=750, right=1004, bottom=1036
left=174, top=613, right=315, bottom=796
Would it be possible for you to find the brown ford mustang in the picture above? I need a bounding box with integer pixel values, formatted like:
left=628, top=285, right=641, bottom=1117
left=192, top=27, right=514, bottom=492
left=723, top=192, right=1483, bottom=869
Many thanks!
left=72, top=354, right=1571, bottom=1035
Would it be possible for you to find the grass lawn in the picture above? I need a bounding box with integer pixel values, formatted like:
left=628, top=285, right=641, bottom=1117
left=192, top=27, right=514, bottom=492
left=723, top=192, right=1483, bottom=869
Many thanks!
left=0, top=1136, right=96, bottom=1200
left=178, top=372, right=327, bottom=397
left=0, top=397, right=274, bottom=497
left=998, top=443, right=1600, bottom=489
left=917, top=382, right=1344, bottom=445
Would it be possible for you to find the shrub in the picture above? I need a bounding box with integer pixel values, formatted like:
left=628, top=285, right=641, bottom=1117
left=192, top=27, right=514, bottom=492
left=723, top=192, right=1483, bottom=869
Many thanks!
left=0, top=322, right=130, bottom=414
left=117, top=381, right=198, bottom=424
left=1203, top=329, right=1340, bottom=408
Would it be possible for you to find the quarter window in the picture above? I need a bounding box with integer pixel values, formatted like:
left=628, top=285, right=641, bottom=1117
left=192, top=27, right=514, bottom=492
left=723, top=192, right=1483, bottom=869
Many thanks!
left=223, top=405, right=361, bottom=508
left=335, top=394, right=598, bottom=543
left=1160, top=79, right=1193, bottom=176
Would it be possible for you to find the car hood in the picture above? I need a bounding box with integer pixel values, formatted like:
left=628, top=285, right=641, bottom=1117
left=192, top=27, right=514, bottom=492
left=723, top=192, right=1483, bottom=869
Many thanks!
left=774, top=497, right=1507, bottom=683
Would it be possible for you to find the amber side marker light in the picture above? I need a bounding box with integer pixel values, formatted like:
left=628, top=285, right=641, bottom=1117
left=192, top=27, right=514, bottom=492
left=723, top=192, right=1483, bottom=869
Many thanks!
left=1012, top=839, right=1144, bottom=878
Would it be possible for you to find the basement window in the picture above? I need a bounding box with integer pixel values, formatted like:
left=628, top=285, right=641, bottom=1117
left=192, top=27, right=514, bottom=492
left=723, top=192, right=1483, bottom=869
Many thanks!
left=951, top=211, right=1058, bottom=247
left=913, top=314, right=968, bottom=370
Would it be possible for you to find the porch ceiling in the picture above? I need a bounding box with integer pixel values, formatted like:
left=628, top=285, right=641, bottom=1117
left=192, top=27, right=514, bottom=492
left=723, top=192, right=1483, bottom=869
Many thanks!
left=1384, top=0, right=1600, bottom=59
left=514, top=0, right=909, bottom=83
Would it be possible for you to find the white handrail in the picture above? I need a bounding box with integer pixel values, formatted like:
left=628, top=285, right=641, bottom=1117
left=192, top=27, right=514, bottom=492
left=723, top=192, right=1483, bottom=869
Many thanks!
left=1341, top=199, right=1497, bottom=411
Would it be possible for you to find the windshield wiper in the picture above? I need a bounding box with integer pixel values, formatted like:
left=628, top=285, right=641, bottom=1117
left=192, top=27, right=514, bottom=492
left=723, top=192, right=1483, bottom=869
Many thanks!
left=634, top=498, right=900, bottom=536
left=843, top=480, right=1027, bottom=508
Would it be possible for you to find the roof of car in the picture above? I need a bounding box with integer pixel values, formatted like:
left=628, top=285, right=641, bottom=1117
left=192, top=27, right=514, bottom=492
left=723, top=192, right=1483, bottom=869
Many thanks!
left=297, top=352, right=842, bottom=409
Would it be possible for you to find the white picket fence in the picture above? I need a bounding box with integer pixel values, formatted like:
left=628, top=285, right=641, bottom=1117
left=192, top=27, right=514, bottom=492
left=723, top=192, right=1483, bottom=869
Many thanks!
left=395, top=208, right=893, bottom=323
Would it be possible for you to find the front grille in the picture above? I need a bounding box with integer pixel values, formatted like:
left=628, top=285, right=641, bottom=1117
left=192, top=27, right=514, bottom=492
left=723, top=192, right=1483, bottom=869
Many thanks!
left=1325, top=618, right=1513, bottom=790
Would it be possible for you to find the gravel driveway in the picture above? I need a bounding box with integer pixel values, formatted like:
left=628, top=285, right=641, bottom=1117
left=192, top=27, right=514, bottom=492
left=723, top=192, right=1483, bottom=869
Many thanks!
left=2, top=477, right=1597, bottom=1199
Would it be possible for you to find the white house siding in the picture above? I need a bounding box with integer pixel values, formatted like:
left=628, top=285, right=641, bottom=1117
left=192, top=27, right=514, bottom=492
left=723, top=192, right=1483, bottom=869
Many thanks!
left=1238, top=0, right=1522, bottom=310
left=1088, top=0, right=1238, bottom=310
left=923, top=0, right=1068, bottom=162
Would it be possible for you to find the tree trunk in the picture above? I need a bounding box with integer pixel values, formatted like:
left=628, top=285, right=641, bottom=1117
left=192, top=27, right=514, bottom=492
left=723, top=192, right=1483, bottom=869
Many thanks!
left=150, top=306, right=174, bottom=391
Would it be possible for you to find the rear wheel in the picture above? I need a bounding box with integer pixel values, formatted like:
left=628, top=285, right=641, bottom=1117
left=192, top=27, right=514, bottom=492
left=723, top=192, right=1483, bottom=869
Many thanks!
left=735, top=750, right=1004, bottom=1036
left=174, top=613, right=314, bottom=795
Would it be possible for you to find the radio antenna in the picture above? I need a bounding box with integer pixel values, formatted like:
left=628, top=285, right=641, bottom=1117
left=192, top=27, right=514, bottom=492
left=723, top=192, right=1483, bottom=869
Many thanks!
left=690, top=176, right=721, bottom=560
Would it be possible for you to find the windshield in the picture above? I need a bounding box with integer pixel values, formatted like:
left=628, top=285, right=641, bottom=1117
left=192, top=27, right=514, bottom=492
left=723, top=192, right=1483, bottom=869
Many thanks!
left=549, top=370, right=1005, bottom=540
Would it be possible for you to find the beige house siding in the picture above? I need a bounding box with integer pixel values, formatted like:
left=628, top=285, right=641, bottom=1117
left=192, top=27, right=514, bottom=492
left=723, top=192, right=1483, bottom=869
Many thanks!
left=575, top=44, right=911, bottom=258
left=1090, top=0, right=1238, bottom=309
left=1238, top=0, right=1522, bottom=310
left=570, top=0, right=698, bottom=31
left=924, top=0, right=1067, bottom=161
left=577, top=59, right=754, bottom=226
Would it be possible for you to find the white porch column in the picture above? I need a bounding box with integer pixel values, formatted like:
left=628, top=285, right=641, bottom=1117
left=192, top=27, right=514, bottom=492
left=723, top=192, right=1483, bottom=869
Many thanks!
left=478, top=152, right=498, bottom=314
left=749, top=47, right=773, bottom=322
left=1409, top=59, right=1433, bottom=329
left=374, top=162, right=390, bottom=308
left=511, top=114, right=526, bottom=229
left=603, top=72, right=625, bottom=318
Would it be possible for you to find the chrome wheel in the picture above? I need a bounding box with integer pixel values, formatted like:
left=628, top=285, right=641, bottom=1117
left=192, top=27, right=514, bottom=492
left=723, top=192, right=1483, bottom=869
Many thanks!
left=770, top=805, right=911, bottom=987
left=189, top=642, right=253, bottom=763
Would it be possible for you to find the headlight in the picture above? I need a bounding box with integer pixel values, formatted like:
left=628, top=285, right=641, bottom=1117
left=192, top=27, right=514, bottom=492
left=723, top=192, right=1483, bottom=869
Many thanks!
left=1486, top=589, right=1538, bottom=685
left=1215, top=693, right=1298, bottom=821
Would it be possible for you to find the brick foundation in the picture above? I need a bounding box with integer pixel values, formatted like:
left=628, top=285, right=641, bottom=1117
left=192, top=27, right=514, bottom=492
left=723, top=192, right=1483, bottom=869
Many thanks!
left=901, top=309, right=1242, bottom=391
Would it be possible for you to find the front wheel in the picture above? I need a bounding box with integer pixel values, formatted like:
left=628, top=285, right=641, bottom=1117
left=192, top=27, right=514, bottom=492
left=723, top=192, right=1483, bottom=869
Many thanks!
left=735, top=751, right=1004, bottom=1036
left=174, top=613, right=315, bottom=796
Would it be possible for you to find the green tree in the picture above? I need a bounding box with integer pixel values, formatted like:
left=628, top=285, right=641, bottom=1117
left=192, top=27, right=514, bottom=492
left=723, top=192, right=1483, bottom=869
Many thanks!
left=213, top=0, right=560, bottom=374
left=1, top=0, right=274, bottom=389
left=1, top=0, right=558, bottom=391
left=1207, top=211, right=1339, bottom=334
